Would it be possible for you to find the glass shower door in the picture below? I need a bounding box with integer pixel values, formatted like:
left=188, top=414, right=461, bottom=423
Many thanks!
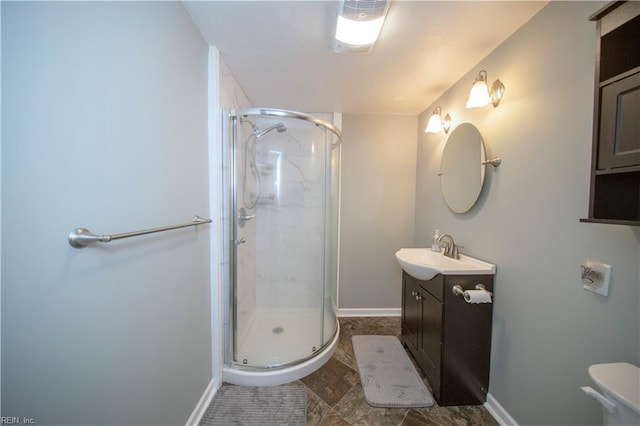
left=231, top=114, right=328, bottom=368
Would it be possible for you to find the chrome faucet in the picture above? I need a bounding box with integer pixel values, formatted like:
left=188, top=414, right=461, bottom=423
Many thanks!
left=437, top=233, right=460, bottom=259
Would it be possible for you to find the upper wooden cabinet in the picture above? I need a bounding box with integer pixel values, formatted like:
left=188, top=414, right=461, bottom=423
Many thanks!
left=583, top=1, right=640, bottom=225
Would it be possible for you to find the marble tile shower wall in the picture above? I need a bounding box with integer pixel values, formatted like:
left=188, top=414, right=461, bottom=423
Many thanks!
left=255, top=118, right=329, bottom=311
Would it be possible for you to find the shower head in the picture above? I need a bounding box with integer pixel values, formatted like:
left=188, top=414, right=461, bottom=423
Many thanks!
left=254, top=123, right=287, bottom=138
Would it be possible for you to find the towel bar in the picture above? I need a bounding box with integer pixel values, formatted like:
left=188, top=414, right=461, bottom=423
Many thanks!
left=68, top=215, right=211, bottom=248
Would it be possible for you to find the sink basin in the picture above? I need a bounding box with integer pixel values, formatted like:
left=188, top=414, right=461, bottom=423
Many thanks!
left=395, top=248, right=496, bottom=281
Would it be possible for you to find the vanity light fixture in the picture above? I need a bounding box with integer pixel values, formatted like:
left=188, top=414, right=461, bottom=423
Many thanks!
left=333, top=0, right=391, bottom=54
left=465, top=70, right=506, bottom=108
left=424, top=106, right=452, bottom=134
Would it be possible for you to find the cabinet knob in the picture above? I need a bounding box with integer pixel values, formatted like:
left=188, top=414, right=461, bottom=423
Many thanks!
left=415, top=295, right=422, bottom=301
left=411, top=291, right=417, bottom=296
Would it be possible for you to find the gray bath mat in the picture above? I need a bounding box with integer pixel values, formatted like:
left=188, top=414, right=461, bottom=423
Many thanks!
left=352, top=335, right=434, bottom=408
left=199, top=383, right=307, bottom=425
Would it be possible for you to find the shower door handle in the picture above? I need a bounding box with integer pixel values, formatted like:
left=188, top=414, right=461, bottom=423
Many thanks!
left=235, top=238, right=247, bottom=245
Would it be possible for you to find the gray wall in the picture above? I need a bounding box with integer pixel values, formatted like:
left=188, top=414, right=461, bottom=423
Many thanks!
left=415, top=2, right=640, bottom=425
left=339, top=115, right=418, bottom=309
left=1, top=2, right=211, bottom=425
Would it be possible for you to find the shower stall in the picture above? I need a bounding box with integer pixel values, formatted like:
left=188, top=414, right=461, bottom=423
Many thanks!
left=222, top=108, right=342, bottom=385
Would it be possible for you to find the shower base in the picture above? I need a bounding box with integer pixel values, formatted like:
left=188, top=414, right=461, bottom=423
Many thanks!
left=223, top=308, right=339, bottom=386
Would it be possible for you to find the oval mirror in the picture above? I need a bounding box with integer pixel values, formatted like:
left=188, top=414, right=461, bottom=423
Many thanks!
left=439, top=123, right=487, bottom=213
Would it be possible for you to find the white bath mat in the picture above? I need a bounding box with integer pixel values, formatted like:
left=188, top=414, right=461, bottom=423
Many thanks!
left=352, top=335, right=434, bottom=408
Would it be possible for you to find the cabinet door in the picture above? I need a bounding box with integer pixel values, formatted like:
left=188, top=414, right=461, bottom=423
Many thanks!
left=598, top=71, right=640, bottom=169
left=401, top=274, right=420, bottom=351
left=441, top=276, right=494, bottom=405
left=419, top=291, right=443, bottom=393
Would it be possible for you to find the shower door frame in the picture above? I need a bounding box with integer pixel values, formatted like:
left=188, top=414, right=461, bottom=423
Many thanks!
left=226, top=108, right=342, bottom=370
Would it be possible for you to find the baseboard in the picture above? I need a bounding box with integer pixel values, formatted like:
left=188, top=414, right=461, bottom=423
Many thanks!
left=337, top=308, right=401, bottom=317
left=484, top=393, right=519, bottom=426
left=185, top=378, right=218, bottom=426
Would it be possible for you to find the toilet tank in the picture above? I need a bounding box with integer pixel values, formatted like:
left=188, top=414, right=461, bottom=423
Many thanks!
left=586, top=362, right=640, bottom=426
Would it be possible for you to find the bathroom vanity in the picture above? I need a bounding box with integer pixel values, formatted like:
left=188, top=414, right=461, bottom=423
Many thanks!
left=401, top=271, right=494, bottom=406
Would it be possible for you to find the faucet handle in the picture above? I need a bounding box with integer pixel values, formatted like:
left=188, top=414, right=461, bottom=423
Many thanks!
left=452, top=245, right=464, bottom=259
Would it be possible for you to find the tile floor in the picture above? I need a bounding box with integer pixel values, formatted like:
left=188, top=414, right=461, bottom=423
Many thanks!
left=296, top=317, right=500, bottom=425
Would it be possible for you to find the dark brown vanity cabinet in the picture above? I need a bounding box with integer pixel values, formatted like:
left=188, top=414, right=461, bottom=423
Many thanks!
left=583, top=1, right=640, bottom=225
left=401, top=271, right=493, bottom=406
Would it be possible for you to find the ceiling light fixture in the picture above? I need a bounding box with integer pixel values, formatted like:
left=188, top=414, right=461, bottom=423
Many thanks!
left=466, top=70, right=506, bottom=108
left=424, top=106, right=452, bottom=134
left=333, top=0, right=391, bottom=55
left=335, top=16, right=386, bottom=46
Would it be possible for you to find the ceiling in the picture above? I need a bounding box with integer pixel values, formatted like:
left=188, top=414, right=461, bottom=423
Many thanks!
left=184, top=1, right=547, bottom=115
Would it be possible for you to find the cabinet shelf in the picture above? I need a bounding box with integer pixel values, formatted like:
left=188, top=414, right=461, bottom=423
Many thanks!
left=580, top=218, right=640, bottom=226
left=594, top=165, right=640, bottom=175
left=599, top=65, right=640, bottom=88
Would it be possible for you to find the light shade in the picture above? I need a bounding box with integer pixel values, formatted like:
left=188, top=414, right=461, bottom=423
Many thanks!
left=466, top=71, right=491, bottom=108
left=335, top=15, right=385, bottom=46
left=425, top=106, right=443, bottom=133
left=466, top=69, right=506, bottom=108
left=425, top=107, right=453, bottom=134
